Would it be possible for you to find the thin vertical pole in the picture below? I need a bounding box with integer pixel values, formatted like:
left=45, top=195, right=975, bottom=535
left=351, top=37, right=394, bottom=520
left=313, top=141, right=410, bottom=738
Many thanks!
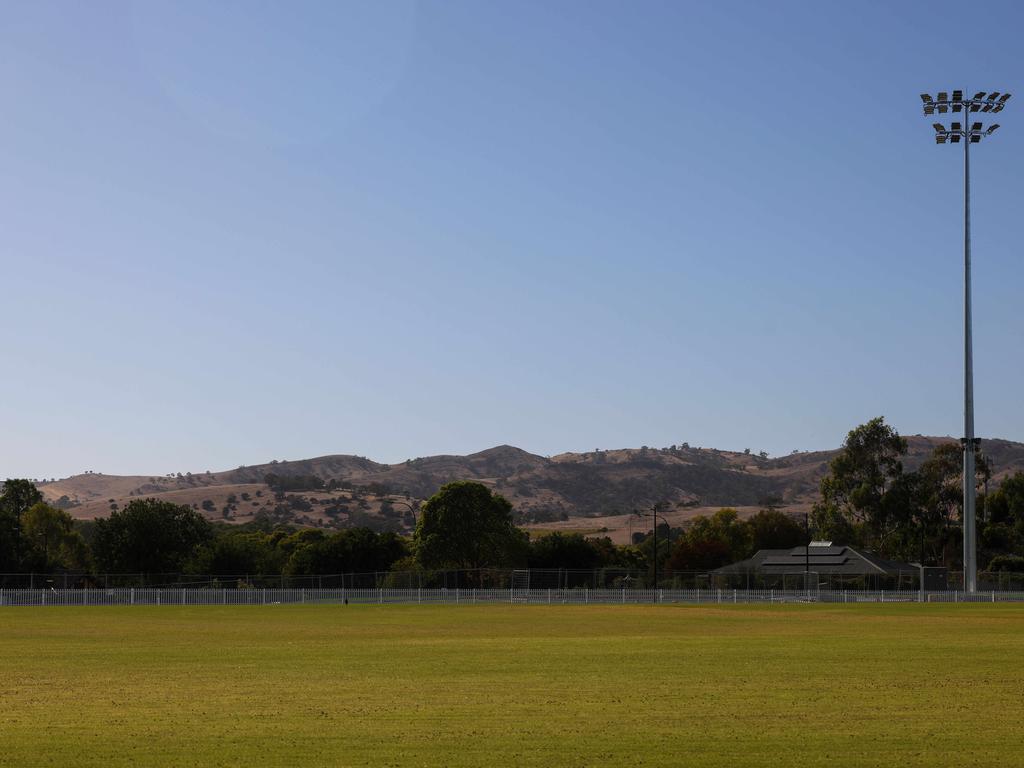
left=653, top=516, right=657, bottom=595
left=963, top=127, right=977, bottom=593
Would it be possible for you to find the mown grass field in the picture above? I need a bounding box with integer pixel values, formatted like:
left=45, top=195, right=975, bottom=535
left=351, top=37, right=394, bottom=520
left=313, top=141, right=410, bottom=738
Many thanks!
left=1, top=605, right=1022, bottom=767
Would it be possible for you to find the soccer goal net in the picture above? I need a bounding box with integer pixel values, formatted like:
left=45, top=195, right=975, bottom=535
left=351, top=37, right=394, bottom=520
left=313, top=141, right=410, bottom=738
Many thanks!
left=510, top=569, right=530, bottom=602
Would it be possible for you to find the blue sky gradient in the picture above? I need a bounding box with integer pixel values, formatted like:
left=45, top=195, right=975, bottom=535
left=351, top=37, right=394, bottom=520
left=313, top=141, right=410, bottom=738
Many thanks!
left=2, top=0, right=1022, bottom=478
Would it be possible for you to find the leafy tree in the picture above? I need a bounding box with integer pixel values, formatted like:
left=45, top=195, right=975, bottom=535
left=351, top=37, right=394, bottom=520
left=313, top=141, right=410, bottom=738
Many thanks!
left=528, top=533, right=605, bottom=570
left=0, top=479, right=44, bottom=570
left=93, top=498, right=214, bottom=573
left=811, top=417, right=908, bottom=547
left=414, top=481, right=526, bottom=572
left=747, top=509, right=806, bottom=551
left=189, top=532, right=284, bottom=575
left=284, top=528, right=407, bottom=575
left=0, top=479, right=44, bottom=518
left=980, top=472, right=1024, bottom=568
left=20, top=503, right=90, bottom=571
left=909, top=443, right=991, bottom=566
left=986, top=472, right=1024, bottom=527
left=666, top=509, right=751, bottom=572
left=987, top=554, right=1024, bottom=573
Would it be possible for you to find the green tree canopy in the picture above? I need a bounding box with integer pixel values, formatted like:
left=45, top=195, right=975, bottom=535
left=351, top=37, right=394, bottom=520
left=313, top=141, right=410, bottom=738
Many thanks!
left=283, top=528, right=408, bottom=576
left=0, top=479, right=45, bottom=570
left=93, top=498, right=214, bottom=573
left=528, top=532, right=607, bottom=570
left=747, top=509, right=807, bottom=552
left=20, top=502, right=90, bottom=571
left=414, top=481, right=526, bottom=572
left=811, top=417, right=908, bottom=547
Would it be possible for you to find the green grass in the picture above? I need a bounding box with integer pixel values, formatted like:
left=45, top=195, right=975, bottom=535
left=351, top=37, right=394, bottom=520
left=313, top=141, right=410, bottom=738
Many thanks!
left=1, top=605, right=1022, bottom=767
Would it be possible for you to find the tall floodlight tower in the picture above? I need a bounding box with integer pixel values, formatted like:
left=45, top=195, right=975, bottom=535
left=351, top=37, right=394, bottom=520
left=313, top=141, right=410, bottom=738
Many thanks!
left=920, top=89, right=1011, bottom=592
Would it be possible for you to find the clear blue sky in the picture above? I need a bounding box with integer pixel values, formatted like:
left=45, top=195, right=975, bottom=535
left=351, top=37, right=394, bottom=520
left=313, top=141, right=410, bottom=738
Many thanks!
left=2, top=0, right=1022, bottom=479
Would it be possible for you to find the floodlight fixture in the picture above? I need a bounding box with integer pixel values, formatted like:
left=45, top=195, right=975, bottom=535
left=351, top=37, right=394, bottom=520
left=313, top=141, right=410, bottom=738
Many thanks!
left=917, top=88, right=1011, bottom=593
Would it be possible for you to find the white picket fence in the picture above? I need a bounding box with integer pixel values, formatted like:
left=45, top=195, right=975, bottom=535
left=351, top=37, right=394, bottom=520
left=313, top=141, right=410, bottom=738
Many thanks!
left=3, top=587, right=1024, bottom=607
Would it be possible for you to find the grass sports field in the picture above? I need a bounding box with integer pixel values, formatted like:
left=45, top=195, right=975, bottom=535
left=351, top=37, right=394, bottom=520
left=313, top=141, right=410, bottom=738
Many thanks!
left=2, top=605, right=1023, bottom=767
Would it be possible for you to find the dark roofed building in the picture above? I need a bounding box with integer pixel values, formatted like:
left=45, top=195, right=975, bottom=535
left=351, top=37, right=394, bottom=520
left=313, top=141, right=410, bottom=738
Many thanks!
left=713, top=541, right=924, bottom=588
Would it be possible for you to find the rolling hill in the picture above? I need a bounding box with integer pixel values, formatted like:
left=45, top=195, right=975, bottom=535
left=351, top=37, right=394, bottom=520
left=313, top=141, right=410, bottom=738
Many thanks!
left=32, top=436, right=1024, bottom=543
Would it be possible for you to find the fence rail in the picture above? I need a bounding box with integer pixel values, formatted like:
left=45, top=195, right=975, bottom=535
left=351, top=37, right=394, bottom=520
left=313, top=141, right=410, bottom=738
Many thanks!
left=3, top=588, right=1024, bottom=607
left=8, top=569, right=1024, bottom=591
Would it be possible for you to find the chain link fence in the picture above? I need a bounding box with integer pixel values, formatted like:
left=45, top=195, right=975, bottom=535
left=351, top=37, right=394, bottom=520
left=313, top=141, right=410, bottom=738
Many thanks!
left=3, top=587, right=1024, bottom=607
left=3, top=568, right=1024, bottom=591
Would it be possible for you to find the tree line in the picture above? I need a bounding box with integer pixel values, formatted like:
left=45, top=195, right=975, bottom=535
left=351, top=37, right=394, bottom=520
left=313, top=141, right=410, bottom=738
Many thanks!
left=2, top=418, right=1023, bottom=582
left=0, top=477, right=808, bottom=583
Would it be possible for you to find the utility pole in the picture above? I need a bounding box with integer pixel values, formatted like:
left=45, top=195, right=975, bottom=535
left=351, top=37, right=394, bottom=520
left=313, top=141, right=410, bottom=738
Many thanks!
left=920, top=89, right=1010, bottom=592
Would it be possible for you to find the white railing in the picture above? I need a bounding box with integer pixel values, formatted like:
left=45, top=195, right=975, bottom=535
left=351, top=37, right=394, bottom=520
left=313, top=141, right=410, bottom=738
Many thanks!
left=2, top=588, right=1024, bottom=607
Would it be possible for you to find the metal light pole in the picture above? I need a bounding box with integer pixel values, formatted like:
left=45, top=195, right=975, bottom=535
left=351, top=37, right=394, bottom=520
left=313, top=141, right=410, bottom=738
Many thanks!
left=920, top=89, right=1011, bottom=592
left=634, top=504, right=670, bottom=592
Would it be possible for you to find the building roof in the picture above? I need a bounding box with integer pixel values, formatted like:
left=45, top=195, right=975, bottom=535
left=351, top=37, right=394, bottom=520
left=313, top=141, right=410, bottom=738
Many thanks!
left=713, top=543, right=917, bottom=576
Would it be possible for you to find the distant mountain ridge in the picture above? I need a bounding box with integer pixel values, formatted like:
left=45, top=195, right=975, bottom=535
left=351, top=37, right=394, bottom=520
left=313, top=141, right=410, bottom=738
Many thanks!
left=35, top=436, right=1024, bottom=538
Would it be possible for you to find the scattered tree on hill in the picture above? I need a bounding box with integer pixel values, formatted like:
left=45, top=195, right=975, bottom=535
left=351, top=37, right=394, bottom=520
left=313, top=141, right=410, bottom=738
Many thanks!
left=264, top=473, right=324, bottom=493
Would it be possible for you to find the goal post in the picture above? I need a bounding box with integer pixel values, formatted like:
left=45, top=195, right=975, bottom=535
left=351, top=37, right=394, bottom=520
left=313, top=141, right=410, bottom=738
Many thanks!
left=510, top=570, right=530, bottom=602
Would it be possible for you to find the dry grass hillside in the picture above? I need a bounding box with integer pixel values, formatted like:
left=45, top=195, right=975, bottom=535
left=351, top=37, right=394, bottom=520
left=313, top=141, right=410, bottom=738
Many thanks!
left=33, top=436, right=1024, bottom=540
